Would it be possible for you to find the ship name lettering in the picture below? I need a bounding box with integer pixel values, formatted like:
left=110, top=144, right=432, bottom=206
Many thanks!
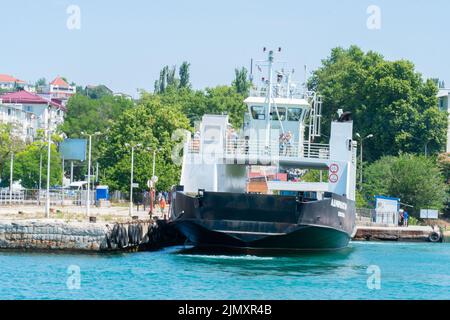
left=331, top=199, right=347, bottom=211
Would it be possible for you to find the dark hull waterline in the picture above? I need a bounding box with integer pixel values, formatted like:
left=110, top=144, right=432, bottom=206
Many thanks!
left=171, top=190, right=356, bottom=252
left=176, top=220, right=351, bottom=252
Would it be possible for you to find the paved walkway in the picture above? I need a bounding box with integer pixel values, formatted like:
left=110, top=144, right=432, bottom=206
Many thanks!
left=0, top=204, right=169, bottom=223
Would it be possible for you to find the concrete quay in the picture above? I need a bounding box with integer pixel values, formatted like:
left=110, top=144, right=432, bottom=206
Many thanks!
left=353, top=225, right=443, bottom=242
left=0, top=205, right=183, bottom=252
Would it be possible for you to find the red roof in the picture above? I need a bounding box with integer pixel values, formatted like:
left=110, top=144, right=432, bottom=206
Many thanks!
left=50, top=76, right=69, bottom=87
left=0, top=90, right=66, bottom=111
left=0, top=74, right=26, bottom=84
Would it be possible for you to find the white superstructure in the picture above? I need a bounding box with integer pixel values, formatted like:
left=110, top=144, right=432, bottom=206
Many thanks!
left=181, top=49, right=357, bottom=201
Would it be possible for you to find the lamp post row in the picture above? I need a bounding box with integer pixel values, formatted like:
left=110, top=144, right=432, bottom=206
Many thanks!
left=8, top=126, right=159, bottom=219
left=125, top=143, right=160, bottom=216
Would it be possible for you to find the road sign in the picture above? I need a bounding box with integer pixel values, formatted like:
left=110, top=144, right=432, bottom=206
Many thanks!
left=329, top=163, right=339, bottom=174
left=329, top=174, right=338, bottom=183
left=132, top=183, right=139, bottom=188
left=147, top=180, right=154, bottom=189
left=59, top=139, right=87, bottom=161
left=151, top=176, right=158, bottom=183
left=420, top=209, right=438, bottom=219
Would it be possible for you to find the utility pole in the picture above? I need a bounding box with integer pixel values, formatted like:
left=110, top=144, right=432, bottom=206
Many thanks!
left=152, top=149, right=156, bottom=177
left=45, top=124, right=52, bottom=218
left=81, top=132, right=101, bottom=218
left=87, top=134, right=92, bottom=217
left=61, top=156, right=65, bottom=206
left=356, top=133, right=374, bottom=190
left=9, top=152, right=13, bottom=205
left=39, top=151, right=42, bottom=205
left=130, top=145, right=135, bottom=216
left=126, top=143, right=142, bottom=216
left=70, top=161, right=74, bottom=183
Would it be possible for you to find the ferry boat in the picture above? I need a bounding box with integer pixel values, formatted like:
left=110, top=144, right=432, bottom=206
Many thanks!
left=170, top=49, right=357, bottom=251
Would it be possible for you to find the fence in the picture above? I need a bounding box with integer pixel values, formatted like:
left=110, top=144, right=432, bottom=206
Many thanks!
left=0, top=188, right=95, bottom=206
left=356, top=208, right=399, bottom=226
left=109, top=190, right=155, bottom=208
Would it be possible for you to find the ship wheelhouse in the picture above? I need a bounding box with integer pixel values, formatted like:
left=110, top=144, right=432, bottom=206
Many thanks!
left=243, top=96, right=310, bottom=145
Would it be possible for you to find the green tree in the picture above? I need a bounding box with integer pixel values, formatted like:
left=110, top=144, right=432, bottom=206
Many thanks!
left=1, top=141, right=62, bottom=189
left=232, top=67, right=251, bottom=95
left=60, top=94, right=134, bottom=181
left=154, top=65, right=179, bottom=94
left=204, top=86, right=248, bottom=128
left=0, top=124, right=25, bottom=183
left=60, top=94, right=134, bottom=141
left=99, top=94, right=191, bottom=192
left=179, top=61, right=191, bottom=89
left=363, top=154, right=447, bottom=215
left=35, top=78, right=47, bottom=87
left=309, top=46, right=447, bottom=162
left=85, top=85, right=113, bottom=99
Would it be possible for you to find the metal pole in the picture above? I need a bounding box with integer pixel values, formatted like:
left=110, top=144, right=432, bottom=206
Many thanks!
left=45, top=129, right=51, bottom=218
left=152, top=150, right=156, bottom=177
left=265, top=50, right=274, bottom=147
left=360, top=139, right=363, bottom=190
left=9, top=152, right=13, bottom=205
left=96, top=162, right=99, bottom=183
left=39, top=152, right=42, bottom=205
left=61, top=156, right=64, bottom=206
left=129, top=146, right=134, bottom=216
left=151, top=149, right=156, bottom=214
left=86, top=135, right=92, bottom=217
left=70, top=161, right=73, bottom=183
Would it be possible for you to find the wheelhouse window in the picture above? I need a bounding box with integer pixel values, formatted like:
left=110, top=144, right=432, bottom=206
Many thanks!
left=287, top=107, right=302, bottom=121
left=270, top=107, right=286, bottom=121
left=251, top=106, right=266, bottom=120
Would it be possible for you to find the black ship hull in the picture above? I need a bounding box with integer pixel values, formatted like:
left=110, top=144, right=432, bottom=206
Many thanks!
left=170, top=189, right=356, bottom=252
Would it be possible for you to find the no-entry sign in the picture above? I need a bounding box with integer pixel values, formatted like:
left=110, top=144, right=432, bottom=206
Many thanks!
left=329, top=163, right=339, bottom=174
left=329, top=174, right=339, bottom=183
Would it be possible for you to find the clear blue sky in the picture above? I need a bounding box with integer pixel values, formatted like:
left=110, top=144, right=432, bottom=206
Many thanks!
left=1, top=0, right=449, bottom=97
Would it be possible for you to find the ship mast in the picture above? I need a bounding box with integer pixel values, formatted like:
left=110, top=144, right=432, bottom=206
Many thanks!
left=265, top=49, right=274, bottom=150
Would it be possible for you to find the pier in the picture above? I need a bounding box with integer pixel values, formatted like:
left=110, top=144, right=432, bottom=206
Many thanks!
left=0, top=218, right=183, bottom=252
left=353, top=225, right=443, bottom=242
left=0, top=205, right=184, bottom=252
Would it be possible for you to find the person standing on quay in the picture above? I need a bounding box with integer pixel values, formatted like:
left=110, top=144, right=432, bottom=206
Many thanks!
left=403, top=210, right=409, bottom=227
left=159, top=196, right=166, bottom=216
left=399, top=209, right=404, bottom=226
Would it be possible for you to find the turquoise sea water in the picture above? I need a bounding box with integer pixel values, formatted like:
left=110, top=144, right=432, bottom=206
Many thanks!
left=0, top=242, right=448, bottom=300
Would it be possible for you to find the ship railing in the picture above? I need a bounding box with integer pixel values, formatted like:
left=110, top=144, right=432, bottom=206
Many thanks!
left=249, top=84, right=305, bottom=100
left=224, top=139, right=329, bottom=160
left=186, top=138, right=330, bottom=160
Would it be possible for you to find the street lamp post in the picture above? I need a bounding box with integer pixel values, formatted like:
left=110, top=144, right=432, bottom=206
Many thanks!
left=9, top=152, right=13, bottom=205
left=87, top=134, right=92, bottom=216
left=146, top=147, right=160, bottom=215
left=126, top=143, right=142, bottom=216
left=81, top=132, right=101, bottom=217
left=152, top=149, right=156, bottom=178
left=38, top=150, right=43, bottom=206
left=356, top=133, right=374, bottom=190
left=45, top=124, right=52, bottom=218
